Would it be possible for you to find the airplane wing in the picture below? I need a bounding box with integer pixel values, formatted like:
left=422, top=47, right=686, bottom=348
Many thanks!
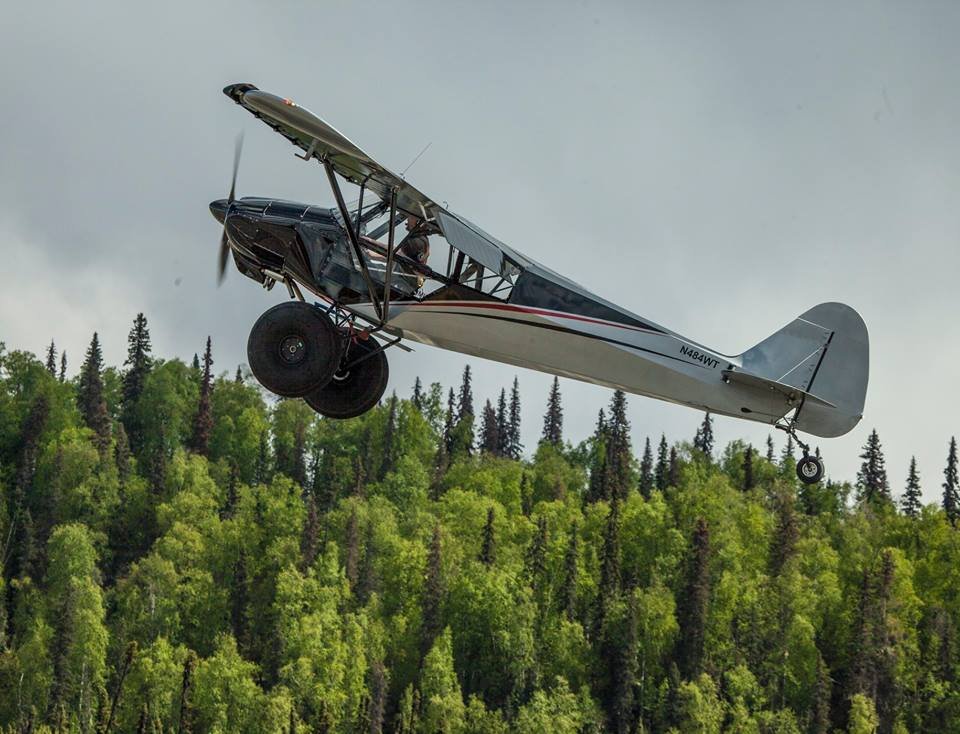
left=223, top=83, right=437, bottom=218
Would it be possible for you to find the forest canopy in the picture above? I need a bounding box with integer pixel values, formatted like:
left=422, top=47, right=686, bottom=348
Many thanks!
left=1, top=319, right=958, bottom=734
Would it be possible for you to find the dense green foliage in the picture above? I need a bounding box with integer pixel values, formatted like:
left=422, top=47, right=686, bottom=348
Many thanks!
left=1, top=324, right=959, bottom=733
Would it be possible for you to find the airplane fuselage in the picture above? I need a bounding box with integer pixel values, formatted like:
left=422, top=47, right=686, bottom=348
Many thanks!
left=214, top=196, right=797, bottom=430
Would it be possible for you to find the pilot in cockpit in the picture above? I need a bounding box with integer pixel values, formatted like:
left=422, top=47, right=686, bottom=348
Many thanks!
left=398, top=215, right=439, bottom=287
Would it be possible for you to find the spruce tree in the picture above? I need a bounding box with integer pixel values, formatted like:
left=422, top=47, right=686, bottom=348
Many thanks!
left=812, top=653, right=832, bottom=734
left=605, top=390, right=632, bottom=501
left=541, top=376, right=563, bottom=447
left=495, top=388, right=508, bottom=457
left=234, top=366, right=242, bottom=383
left=291, top=415, right=308, bottom=489
left=114, top=422, right=132, bottom=484
left=505, top=377, right=522, bottom=459
left=655, top=434, right=668, bottom=491
left=104, top=641, right=137, bottom=734
left=358, top=521, right=378, bottom=604
left=610, top=595, right=639, bottom=734
left=457, top=365, right=474, bottom=421
left=49, top=585, right=78, bottom=724
left=45, top=340, right=57, bottom=376
left=944, top=437, right=959, bottom=525
left=856, top=429, right=890, bottom=506
left=478, top=399, right=499, bottom=455
left=59, top=350, right=67, bottom=382
left=560, top=522, right=579, bottom=620
left=849, top=567, right=875, bottom=699
left=638, top=437, right=654, bottom=499
left=519, top=472, right=533, bottom=517
left=769, top=491, right=798, bottom=577
left=677, top=518, right=710, bottom=679
left=586, top=410, right=609, bottom=503
left=901, top=456, right=922, bottom=518
left=77, top=332, right=111, bottom=455
left=525, top=515, right=548, bottom=595
left=135, top=704, right=148, bottom=734
left=421, top=523, right=444, bottom=660
left=668, top=446, right=680, bottom=488
left=11, top=395, right=48, bottom=581
left=189, top=337, right=214, bottom=456
left=442, top=388, right=457, bottom=454
left=781, top=435, right=795, bottom=465
left=121, top=313, right=152, bottom=452
left=766, top=434, right=775, bottom=462
left=367, top=660, right=387, bottom=734
left=479, top=507, right=496, bottom=566
left=231, top=550, right=250, bottom=652
left=380, top=393, right=398, bottom=479
left=345, top=507, right=360, bottom=590
left=177, top=653, right=196, bottom=734
left=692, top=411, right=714, bottom=460
left=742, top=445, right=755, bottom=491
left=300, top=493, right=320, bottom=570
left=412, top=376, right=424, bottom=410
left=254, top=430, right=271, bottom=485
left=597, top=497, right=622, bottom=626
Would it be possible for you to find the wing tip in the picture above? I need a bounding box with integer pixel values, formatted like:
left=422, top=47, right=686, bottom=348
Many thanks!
left=223, top=82, right=259, bottom=104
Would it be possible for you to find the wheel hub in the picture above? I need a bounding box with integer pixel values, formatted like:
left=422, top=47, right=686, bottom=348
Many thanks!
left=800, top=462, right=817, bottom=478
left=279, top=335, right=307, bottom=365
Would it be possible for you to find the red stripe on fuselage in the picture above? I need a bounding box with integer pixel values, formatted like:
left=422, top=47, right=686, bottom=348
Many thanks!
left=401, top=300, right=662, bottom=335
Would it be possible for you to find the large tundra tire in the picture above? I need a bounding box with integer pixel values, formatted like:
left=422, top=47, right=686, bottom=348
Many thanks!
left=247, top=302, right=342, bottom=398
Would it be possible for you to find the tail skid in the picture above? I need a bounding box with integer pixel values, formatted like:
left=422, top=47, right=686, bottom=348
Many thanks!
left=735, top=302, right=869, bottom=438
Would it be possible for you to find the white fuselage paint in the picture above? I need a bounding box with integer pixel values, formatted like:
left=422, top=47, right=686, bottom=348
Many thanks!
left=346, top=299, right=793, bottom=427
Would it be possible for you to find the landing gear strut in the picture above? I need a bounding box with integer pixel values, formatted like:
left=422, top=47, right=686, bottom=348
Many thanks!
left=775, top=419, right=825, bottom=485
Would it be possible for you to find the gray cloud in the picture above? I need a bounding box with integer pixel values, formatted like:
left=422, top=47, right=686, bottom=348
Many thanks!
left=2, top=0, right=958, bottom=498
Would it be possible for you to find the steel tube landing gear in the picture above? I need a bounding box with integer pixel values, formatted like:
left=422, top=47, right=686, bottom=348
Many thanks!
left=247, top=302, right=343, bottom=397
left=776, top=419, right=825, bottom=485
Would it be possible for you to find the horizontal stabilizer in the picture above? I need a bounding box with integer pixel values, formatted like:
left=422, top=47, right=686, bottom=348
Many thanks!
left=722, top=369, right=837, bottom=409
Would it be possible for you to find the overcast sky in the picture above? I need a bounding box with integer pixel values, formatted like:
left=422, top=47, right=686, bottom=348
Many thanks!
left=2, top=1, right=958, bottom=500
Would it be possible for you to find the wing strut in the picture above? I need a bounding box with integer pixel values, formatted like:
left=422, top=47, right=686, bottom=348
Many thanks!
left=323, top=159, right=383, bottom=322
left=382, top=189, right=398, bottom=323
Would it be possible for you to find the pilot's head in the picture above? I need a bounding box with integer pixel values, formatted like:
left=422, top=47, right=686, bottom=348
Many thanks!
left=405, top=215, right=418, bottom=231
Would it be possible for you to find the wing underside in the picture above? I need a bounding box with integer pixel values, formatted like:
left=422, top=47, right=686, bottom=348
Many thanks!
left=223, top=83, right=437, bottom=218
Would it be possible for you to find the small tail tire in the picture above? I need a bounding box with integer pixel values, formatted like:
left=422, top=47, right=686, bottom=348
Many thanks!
left=247, top=302, right=342, bottom=398
left=305, top=336, right=388, bottom=419
left=796, top=455, right=825, bottom=485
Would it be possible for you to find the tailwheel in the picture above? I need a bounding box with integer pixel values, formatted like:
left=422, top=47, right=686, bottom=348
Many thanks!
left=305, top=336, right=389, bottom=419
left=796, top=455, right=825, bottom=485
left=247, top=302, right=343, bottom=397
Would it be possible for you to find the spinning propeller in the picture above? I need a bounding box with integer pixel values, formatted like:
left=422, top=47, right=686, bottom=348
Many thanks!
left=214, top=132, right=244, bottom=284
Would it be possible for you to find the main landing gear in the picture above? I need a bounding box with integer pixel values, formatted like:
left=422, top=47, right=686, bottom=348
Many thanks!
left=776, top=419, right=825, bottom=485
left=247, top=302, right=388, bottom=419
